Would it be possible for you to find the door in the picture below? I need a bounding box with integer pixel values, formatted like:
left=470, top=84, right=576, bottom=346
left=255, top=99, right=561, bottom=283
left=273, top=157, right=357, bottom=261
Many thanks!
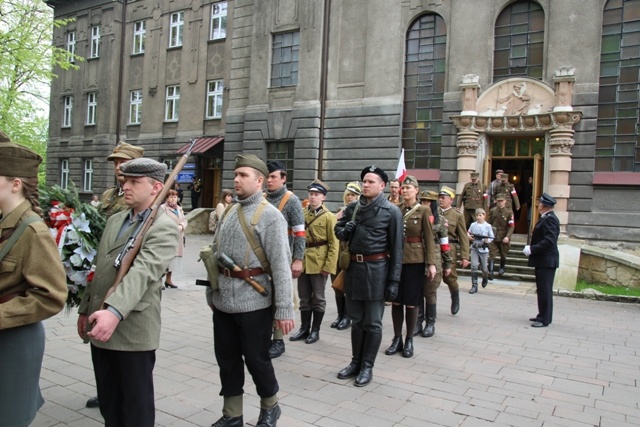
left=529, top=153, right=543, bottom=241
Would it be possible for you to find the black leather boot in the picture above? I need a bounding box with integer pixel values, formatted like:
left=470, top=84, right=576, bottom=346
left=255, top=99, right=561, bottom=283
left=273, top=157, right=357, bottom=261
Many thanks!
left=331, top=292, right=345, bottom=328
left=384, top=335, right=403, bottom=355
left=414, top=300, right=424, bottom=336
left=289, top=310, right=311, bottom=341
left=306, top=311, right=324, bottom=344
left=469, top=273, right=478, bottom=294
left=337, top=316, right=351, bottom=330
left=488, top=259, right=494, bottom=280
left=451, top=290, right=460, bottom=315
left=481, top=273, right=488, bottom=288
left=268, top=339, right=285, bottom=358
left=402, top=336, right=414, bottom=358
left=499, top=260, right=506, bottom=276
left=338, top=325, right=364, bottom=379
left=422, top=304, right=437, bottom=338
left=355, top=332, right=381, bottom=387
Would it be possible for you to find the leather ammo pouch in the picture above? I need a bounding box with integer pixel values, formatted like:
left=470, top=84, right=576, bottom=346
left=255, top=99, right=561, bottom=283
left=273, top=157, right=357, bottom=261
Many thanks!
left=198, top=244, right=219, bottom=291
left=338, top=203, right=360, bottom=271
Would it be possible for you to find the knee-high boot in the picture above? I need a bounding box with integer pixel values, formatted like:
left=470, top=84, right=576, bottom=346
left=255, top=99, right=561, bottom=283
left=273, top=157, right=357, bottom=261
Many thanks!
left=422, top=304, right=437, bottom=337
left=337, top=295, right=351, bottom=330
left=451, top=290, right=460, bottom=315
left=337, top=325, right=364, bottom=379
left=355, top=331, right=382, bottom=387
left=469, top=273, right=478, bottom=294
left=488, top=259, right=494, bottom=280
left=331, top=292, right=344, bottom=328
left=403, top=307, right=417, bottom=357
left=305, top=311, right=324, bottom=344
left=385, top=305, right=404, bottom=355
left=289, top=310, right=311, bottom=341
left=414, top=298, right=425, bottom=336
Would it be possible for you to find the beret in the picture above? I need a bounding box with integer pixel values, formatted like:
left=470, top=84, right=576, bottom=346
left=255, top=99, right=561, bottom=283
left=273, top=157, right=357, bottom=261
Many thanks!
left=118, top=158, right=167, bottom=183
left=345, top=181, right=362, bottom=195
left=439, top=185, right=455, bottom=198
left=235, top=154, right=269, bottom=177
left=307, top=179, right=329, bottom=195
left=403, top=175, right=419, bottom=187
left=360, top=165, right=389, bottom=184
left=0, top=142, right=42, bottom=178
left=539, top=192, right=556, bottom=207
left=267, top=160, right=287, bottom=174
left=107, top=141, right=144, bottom=161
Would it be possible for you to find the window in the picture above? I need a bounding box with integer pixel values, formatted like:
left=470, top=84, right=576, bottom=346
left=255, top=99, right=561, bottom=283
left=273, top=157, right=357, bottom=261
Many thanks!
left=596, top=0, right=640, bottom=172
left=66, top=31, right=76, bottom=63
left=90, top=26, right=100, bottom=58
left=210, top=2, right=227, bottom=40
left=62, top=96, right=73, bottom=127
left=83, top=159, right=93, bottom=192
left=271, top=31, right=300, bottom=87
left=129, top=90, right=142, bottom=124
left=60, top=159, right=69, bottom=190
left=493, top=0, right=544, bottom=80
left=267, top=141, right=294, bottom=184
left=133, top=20, right=146, bottom=54
left=169, top=12, right=184, bottom=48
left=401, top=13, right=446, bottom=170
left=206, top=80, right=224, bottom=119
left=165, top=85, right=180, bottom=121
left=86, top=92, right=97, bottom=126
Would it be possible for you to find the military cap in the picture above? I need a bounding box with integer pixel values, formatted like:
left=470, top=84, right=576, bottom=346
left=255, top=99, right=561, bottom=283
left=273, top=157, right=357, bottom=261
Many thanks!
left=495, top=194, right=506, bottom=201
left=403, top=175, right=419, bottom=187
left=500, top=173, right=509, bottom=180
left=495, top=169, right=504, bottom=174
left=307, top=179, right=329, bottom=195
left=439, top=185, right=455, bottom=198
left=475, top=208, right=486, bottom=215
left=419, top=190, right=438, bottom=201
left=345, top=181, right=362, bottom=195
left=539, top=192, right=556, bottom=207
left=470, top=172, right=479, bottom=178
left=360, top=165, right=389, bottom=184
left=107, top=141, right=144, bottom=161
left=235, top=154, right=269, bottom=177
left=0, top=142, right=42, bottom=178
left=118, top=158, right=167, bottom=183
left=267, top=160, right=287, bottom=174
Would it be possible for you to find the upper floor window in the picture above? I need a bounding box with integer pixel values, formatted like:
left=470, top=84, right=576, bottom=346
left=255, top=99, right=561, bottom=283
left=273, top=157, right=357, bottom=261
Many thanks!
left=401, top=13, right=446, bottom=170
left=206, top=80, right=224, bottom=119
left=210, top=2, right=227, bottom=40
left=83, top=159, right=94, bottom=192
left=133, top=20, right=146, bottom=54
left=66, top=31, right=76, bottom=63
left=90, top=26, right=100, bottom=58
left=129, top=90, right=142, bottom=125
left=60, top=159, right=70, bottom=189
left=86, top=92, right=97, bottom=126
left=596, top=0, right=640, bottom=172
left=267, top=140, right=295, bottom=185
left=62, top=96, right=73, bottom=128
left=169, top=12, right=184, bottom=48
left=165, top=85, right=180, bottom=121
left=493, top=0, right=544, bottom=80
left=271, top=31, right=299, bottom=87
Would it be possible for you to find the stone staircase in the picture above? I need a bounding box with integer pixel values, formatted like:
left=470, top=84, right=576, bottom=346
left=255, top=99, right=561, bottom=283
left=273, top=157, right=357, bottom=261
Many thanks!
left=458, top=235, right=536, bottom=282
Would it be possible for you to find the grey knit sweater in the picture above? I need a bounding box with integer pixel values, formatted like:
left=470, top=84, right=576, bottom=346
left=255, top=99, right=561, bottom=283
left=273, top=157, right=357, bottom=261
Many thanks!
left=265, top=185, right=305, bottom=261
left=206, top=191, right=294, bottom=320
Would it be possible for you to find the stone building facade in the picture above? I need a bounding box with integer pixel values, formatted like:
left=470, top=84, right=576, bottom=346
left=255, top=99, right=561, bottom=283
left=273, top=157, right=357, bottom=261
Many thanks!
left=46, top=0, right=640, bottom=245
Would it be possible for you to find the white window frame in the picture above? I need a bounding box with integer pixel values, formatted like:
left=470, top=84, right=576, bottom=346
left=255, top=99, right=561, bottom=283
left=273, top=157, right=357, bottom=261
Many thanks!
left=206, top=80, right=224, bottom=119
left=60, top=159, right=70, bottom=190
left=67, top=31, right=76, bottom=63
left=210, top=2, right=227, bottom=40
left=129, top=90, right=142, bottom=125
left=62, top=96, right=73, bottom=128
left=133, top=20, right=146, bottom=54
left=86, top=92, right=97, bottom=126
left=83, top=159, right=94, bottom=192
left=165, top=85, right=180, bottom=121
left=169, top=12, right=184, bottom=48
left=90, top=26, right=100, bottom=58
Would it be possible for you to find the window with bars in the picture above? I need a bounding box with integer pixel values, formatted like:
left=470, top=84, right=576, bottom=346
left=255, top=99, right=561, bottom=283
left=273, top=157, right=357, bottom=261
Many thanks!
left=401, top=13, right=446, bottom=170
left=62, top=96, right=73, bottom=128
left=493, top=0, right=544, bottom=81
left=206, top=80, right=224, bottom=119
left=67, top=31, right=76, bottom=63
left=169, top=12, right=184, bottom=48
left=133, top=20, right=146, bottom=54
left=129, top=90, right=142, bottom=124
left=86, top=92, right=97, bottom=126
left=60, top=159, right=70, bottom=189
left=210, top=2, right=227, bottom=40
left=267, top=141, right=294, bottom=184
left=596, top=0, right=640, bottom=172
left=271, top=32, right=300, bottom=87
left=165, top=85, right=180, bottom=121
left=90, top=26, right=100, bottom=58
left=83, top=159, right=94, bottom=192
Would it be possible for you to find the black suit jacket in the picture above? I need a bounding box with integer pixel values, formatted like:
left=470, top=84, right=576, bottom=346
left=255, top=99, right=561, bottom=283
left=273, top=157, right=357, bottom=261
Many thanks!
left=528, top=210, right=560, bottom=268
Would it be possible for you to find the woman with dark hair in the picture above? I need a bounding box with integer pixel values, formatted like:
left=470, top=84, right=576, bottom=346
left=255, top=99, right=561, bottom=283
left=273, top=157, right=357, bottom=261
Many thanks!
left=0, top=138, right=67, bottom=427
left=210, top=189, right=233, bottom=232
left=161, top=189, right=188, bottom=288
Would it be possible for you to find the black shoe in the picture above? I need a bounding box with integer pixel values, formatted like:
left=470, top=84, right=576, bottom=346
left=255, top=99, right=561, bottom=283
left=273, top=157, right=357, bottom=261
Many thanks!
left=330, top=316, right=341, bottom=328
left=531, top=321, right=548, bottom=328
left=289, top=327, right=309, bottom=341
left=469, top=284, right=478, bottom=294
left=86, top=396, right=99, bottom=408
left=211, top=415, right=244, bottom=427
left=402, top=337, right=414, bottom=358
left=256, top=404, right=281, bottom=427
left=305, top=331, right=319, bottom=344
left=336, top=317, right=351, bottom=330
left=412, top=321, right=423, bottom=336
left=354, top=364, right=373, bottom=387
left=421, top=323, right=435, bottom=338
left=384, top=335, right=403, bottom=355
left=529, top=317, right=540, bottom=322
left=268, top=339, right=285, bottom=358
left=337, top=361, right=360, bottom=379
left=165, top=281, right=178, bottom=289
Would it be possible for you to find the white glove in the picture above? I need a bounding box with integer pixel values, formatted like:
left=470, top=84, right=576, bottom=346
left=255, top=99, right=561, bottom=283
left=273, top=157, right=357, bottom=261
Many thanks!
left=523, top=245, right=531, bottom=257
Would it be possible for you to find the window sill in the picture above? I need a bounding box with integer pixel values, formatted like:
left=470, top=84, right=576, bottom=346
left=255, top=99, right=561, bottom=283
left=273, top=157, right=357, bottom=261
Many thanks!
left=167, top=45, right=183, bottom=51
left=131, top=52, right=144, bottom=57
left=164, top=120, right=179, bottom=124
left=85, top=124, right=96, bottom=128
left=208, top=37, right=226, bottom=44
left=205, top=116, right=222, bottom=121
left=128, top=123, right=141, bottom=127
left=87, top=56, right=99, bottom=61
left=593, top=172, right=640, bottom=186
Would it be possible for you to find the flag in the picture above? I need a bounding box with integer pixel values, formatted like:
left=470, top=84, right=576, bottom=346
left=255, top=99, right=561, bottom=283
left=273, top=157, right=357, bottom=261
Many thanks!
left=395, top=148, right=408, bottom=183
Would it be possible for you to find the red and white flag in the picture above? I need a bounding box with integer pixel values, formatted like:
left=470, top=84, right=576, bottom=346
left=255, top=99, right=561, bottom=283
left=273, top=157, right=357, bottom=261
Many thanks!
left=395, top=148, right=408, bottom=183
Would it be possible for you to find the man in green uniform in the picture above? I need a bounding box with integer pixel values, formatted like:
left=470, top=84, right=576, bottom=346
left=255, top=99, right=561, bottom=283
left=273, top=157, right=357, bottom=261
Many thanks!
left=456, top=172, right=488, bottom=229
left=99, top=141, right=144, bottom=218
left=491, top=173, right=520, bottom=214
left=488, top=194, right=515, bottom=278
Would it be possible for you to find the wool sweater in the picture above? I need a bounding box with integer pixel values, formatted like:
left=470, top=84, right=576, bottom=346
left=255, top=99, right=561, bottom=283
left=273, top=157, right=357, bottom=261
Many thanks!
left=207, top=191, right=294, bottom=320
left=265, top=185, right=305, bottom=261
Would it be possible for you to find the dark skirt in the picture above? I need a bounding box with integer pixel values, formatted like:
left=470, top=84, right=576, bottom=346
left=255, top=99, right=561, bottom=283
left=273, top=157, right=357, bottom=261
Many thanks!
left=0, top=321, right=45, bottom=427
left=394, top=263, right=425, bottom=306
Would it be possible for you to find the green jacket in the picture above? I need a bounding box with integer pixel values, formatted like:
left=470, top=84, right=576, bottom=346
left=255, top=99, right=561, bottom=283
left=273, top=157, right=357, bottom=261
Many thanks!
left=303, top=205, right=339, bottom=275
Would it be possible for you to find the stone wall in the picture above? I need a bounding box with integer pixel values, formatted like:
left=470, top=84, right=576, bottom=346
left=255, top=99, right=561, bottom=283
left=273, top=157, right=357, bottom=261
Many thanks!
left=578, top=246, right=640, bottom=288
left=185, top=208, right=215, bottom=235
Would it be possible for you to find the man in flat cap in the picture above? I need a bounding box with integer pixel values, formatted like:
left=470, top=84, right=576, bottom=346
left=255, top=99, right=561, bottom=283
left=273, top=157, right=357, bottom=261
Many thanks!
left=264, top=160, right=305, bottom=358
left=456, top=172, right=488, bottom=229
left=335, top=165, right=403, bottom=387
left=206, top=154, right=294, bottom=427
left=289, top=179, right=338, bottom=345
left=77, top=158, right=178, bottom=426
left=523, top=193, right=559, bottom=328
left=99, top=141, right=144, bottom=218
left=438, top=185, right=469, bottom=315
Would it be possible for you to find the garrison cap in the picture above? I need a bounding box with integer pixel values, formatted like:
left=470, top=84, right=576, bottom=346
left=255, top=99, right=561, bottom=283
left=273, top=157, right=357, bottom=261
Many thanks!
left=307, top=179, right=329, bottom=195
left=539, top=192, right=556, bottom=207
left=235, top=154, right=269, bottom=177
left=403, top=175, right=419, bottom=187
left=345, top=181, right=362, bottom=195
left=420, top=190, right=439, bottom=201
left=439, top=185, right=455, bottom=198
left=495, top=194, right=506, bottom=201
left=107, top=141, right=144, bottom=161
left=0, top=141, right=42, bottom=178
left=267, top=160, right=287, bottom=174
left=500, top=173, right=509, bottom=180
left=118, top=158, right=167, bottom=183
left=361, top=165, right=389, bottom=184
left=495, top=169, right=504, bottom=174
left=470, top=172, right=480, bottom=178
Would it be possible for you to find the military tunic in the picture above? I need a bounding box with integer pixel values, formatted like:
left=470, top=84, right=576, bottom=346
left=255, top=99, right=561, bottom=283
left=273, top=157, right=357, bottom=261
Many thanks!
left=492, top=182, right=520, bottom=212
left=456, top=181, right=488, bottom=229
left=440, top=207, right=469, bottom=293
left=488, top=205, right=515, bottom=261
left=421, top=206, right=452, bottom=305
left=99, top=186, right=128, bottom=218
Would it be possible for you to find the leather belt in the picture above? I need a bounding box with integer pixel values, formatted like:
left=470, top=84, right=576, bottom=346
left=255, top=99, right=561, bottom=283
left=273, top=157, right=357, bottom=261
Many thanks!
left=449, top=238, right=460, bottom=243
left=218, top=267, right=265, bottom=279
left=405, top=236, right=422, bottom=243
left=351, top=252, right=388, bottom=263
left=307, top=241, right=328, bottom=248
left=0, top=292, right=26, bottom=304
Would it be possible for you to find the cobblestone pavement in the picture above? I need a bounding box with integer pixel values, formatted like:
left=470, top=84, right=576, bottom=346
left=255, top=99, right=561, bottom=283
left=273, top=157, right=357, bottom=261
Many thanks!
left=34, top=234, right=640, bottom=426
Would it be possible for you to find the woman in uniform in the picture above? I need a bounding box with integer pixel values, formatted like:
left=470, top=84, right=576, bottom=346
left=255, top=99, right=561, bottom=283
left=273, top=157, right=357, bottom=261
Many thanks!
left=0, top=138, right=67, bottom=427
left=384, top=176, right=436, bottom=358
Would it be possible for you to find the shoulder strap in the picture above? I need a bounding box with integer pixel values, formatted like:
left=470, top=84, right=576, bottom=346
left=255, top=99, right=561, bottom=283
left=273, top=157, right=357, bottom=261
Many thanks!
left=238, top=201, right=271, bottom=272
left=351, top=202, right=360, bottom=222
left=0, top=216, right=41, bottom=261
left=277, top=191, right=293, bottom=212
left=402, top=203, right=422, bottom=221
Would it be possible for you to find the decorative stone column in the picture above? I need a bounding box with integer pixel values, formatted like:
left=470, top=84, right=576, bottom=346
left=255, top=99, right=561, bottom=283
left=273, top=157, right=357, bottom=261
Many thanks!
left=553, top=67, right=576, bottom=112
left=456, top=74, right=481, bottom=188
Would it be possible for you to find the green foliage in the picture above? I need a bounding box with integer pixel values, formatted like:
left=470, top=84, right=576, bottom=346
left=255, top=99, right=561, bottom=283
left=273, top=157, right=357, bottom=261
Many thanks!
left=575, top=279, right=640, bottom=297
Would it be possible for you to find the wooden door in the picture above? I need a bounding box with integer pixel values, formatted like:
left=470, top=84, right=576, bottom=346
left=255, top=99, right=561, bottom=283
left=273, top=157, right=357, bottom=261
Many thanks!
left=529, top=153, right=543, bottom=240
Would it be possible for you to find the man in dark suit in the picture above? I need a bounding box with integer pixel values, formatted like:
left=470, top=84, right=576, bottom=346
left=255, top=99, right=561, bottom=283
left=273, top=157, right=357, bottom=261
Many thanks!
left=523, top=193, right=559, bottom=328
